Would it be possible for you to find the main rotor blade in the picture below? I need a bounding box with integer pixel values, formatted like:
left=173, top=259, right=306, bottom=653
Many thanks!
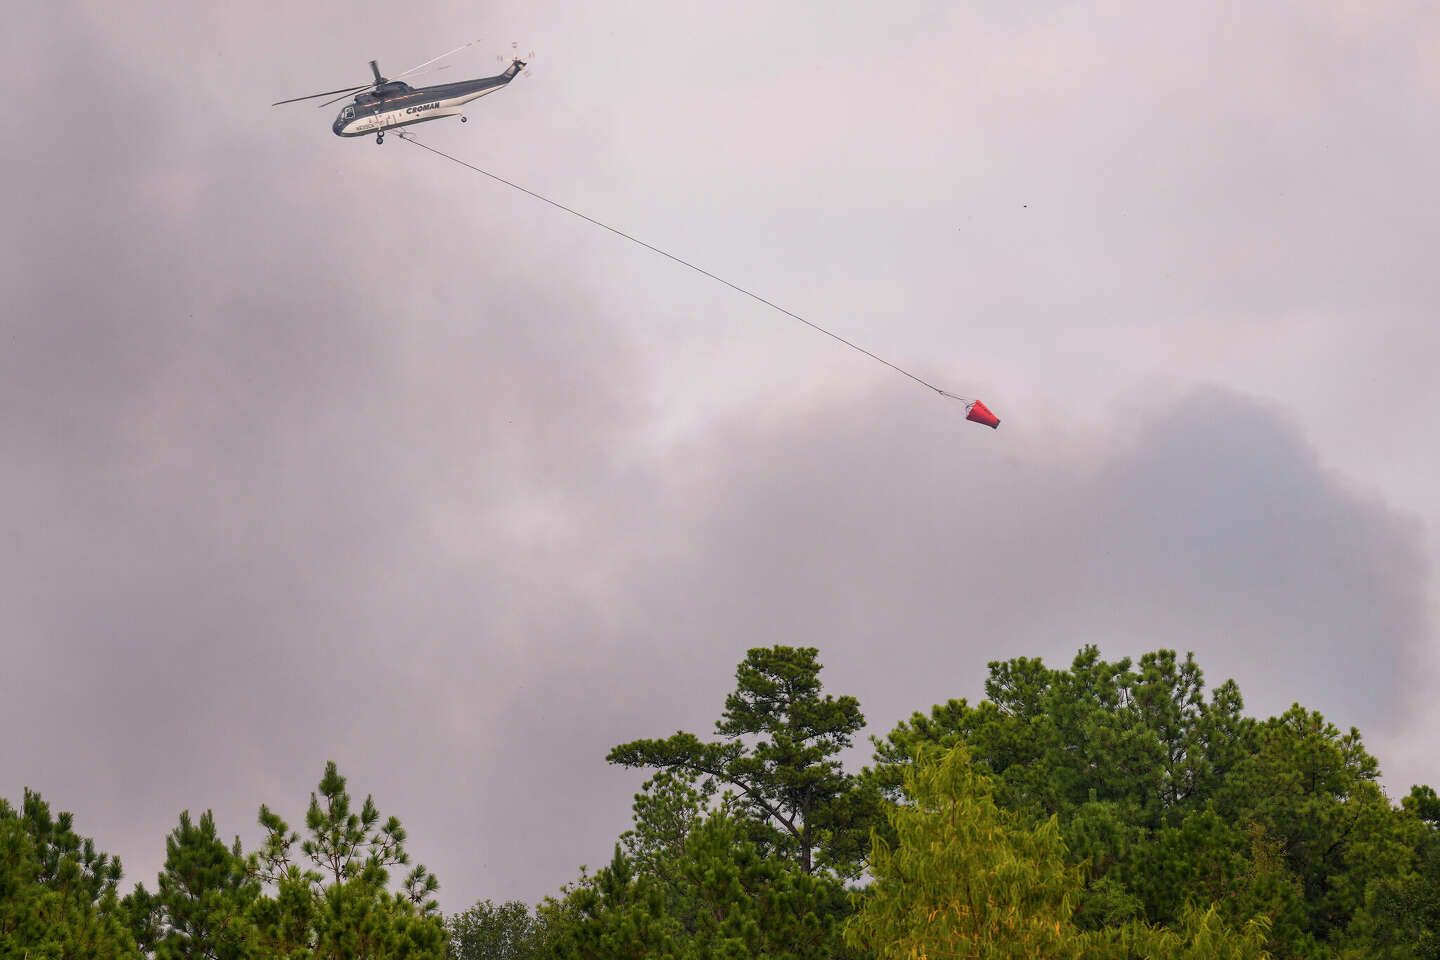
left=393, top=40, right=480, bottom=80
left=317, top=87, right=371, bottom=108
left=272, top=83, right=369, bottom=106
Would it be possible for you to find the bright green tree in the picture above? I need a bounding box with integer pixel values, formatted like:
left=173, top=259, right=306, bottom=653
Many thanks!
left=247, top=762, right=446, bottom=959
left=846, top=743, right=1094, bottom=959
left=1107, top=903, right=1274, bottom=960
left=607, top=645, right=877, bottom=878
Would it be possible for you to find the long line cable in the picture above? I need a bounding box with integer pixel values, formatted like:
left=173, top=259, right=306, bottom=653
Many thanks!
left=397, top=131, right=972, bottom=404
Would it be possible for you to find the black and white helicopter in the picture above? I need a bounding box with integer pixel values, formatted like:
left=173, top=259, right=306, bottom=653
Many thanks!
left=273, top=42, right=530, bottom=143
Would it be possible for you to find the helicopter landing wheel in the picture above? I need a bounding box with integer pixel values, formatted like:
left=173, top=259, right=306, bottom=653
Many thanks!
left=376, top=133, right=384, bottom=144
left=460, top=116, right=468, bottom=123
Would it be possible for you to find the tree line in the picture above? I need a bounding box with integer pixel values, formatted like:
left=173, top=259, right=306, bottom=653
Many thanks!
left=4, top=645, right=1437, bottom=958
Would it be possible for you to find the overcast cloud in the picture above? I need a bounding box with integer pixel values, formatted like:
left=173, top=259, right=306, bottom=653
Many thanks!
left=3, top=0, right=1436, bottom=911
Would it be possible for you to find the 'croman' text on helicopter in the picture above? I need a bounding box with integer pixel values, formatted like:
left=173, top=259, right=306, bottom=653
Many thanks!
left=272, top=42, right=530, bottom=144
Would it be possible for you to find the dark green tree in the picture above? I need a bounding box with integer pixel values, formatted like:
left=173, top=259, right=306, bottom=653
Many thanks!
left=870, top=647, right=1252, bottom=826
left=9, top=787, right=126, bottom=904
left=1214, top=705, right=1410, bottom=949
left=1342, top=784, right=1440, bottom=959
left=1404, top=785, right=1440, bottom=958
left=125, top=809, right=261, bottom=959
left=618, top=769, right=730, bottom=894
left=607, top=645, right=877, bottom=878
left=0, top=790, right=140, bottom=960
left=537, top=847, right=671, bottom=960
left=540, top=814, right=854, bottom=960
left=247, top=762, right=446, bottom=959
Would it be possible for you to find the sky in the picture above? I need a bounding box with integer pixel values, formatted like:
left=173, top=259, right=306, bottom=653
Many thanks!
left=3, top=0, right=1437, bottom=914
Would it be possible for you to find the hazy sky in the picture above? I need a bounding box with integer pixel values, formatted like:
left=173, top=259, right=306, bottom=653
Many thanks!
left=4, top=0, right=1437, bottom=913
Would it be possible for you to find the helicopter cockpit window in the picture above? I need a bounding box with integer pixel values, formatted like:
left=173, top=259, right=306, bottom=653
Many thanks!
left=341, top=106, right=355, bottom=120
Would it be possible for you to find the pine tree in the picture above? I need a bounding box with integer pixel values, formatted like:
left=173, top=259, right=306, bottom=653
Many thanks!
left=0, top=790, right=140, bottom=960
left=125, top=809, right=261, bottom=959
left=608, top=645, right=878, bottom=878
left=247, top=761, right=446, bottom=959
left=540, top=814, right=854, bottom=960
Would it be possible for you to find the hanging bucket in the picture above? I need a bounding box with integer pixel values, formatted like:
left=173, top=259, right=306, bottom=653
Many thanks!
left=966, top=399, right=1000, bottom=429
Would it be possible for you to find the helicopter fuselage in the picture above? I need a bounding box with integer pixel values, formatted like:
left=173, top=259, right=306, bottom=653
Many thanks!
left=332, top=62, right=521, bottom=138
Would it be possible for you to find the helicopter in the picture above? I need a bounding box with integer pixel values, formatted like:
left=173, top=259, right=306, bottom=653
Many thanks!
left=272, top=42, right=530, bottom=143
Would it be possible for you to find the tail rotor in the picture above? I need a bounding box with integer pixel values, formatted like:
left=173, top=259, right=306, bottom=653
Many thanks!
left=498, top=41, right=535, bottom=77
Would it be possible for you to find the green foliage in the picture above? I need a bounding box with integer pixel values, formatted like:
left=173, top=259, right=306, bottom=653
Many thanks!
left=1105, top=902, right=1273, bottom=960
left=870, top=648, right=1252, bottom=827
left=252, top=761, right=439, bottom=909
left=869, top=648, right=1263, bottom=939
left=0, top=790, right=140, bottom=960
left=846, top=743, right=1093, bottom=959
left=1334, top=784, right=1440, bottom=960
left=618, top=769, right=734, bottom=896
left=4, top=646, right=1432, bottom=960
left=124, top=809, right=261, bottom=959
left=8, top=787, right=126, bottom=904
left=536, top=847, right=671, bottom=960
left=868, top=647, right=1432, bottom=959
left=846, top=744, right=1272, bottom=960
left=448, top=899, right=542, bottom=960
left=1408, top=786, right=1440, bottom=827
left=1213, top=705, right=1412, bottom=955
left=248, top=762, right=447, bottom=960
left=539, top=814, right=854, bottom=960
left=608, top=645, right=878, bottom=878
